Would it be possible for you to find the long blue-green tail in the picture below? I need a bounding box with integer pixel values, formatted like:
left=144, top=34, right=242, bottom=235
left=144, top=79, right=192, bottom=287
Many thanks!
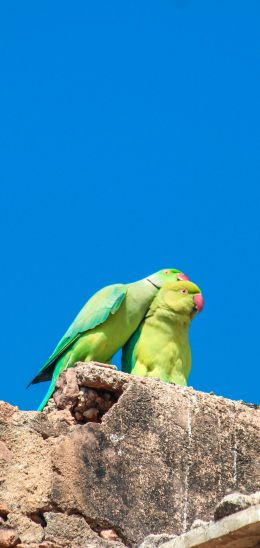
left=37, top=353, right=71, bottom=411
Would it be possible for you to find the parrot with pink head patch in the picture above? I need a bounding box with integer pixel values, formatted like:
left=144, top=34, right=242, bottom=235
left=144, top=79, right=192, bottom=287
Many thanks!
left=122, top=280, right=204, bottom=386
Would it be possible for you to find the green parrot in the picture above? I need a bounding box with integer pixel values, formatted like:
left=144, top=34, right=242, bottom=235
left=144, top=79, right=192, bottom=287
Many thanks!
left=122, top=280, right=204, bottom=386
left=29, top=269, right=190, bottom=411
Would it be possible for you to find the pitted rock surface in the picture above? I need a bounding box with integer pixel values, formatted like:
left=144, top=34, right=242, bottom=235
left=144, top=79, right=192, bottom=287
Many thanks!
left=0, top=363, right=259, bottom=547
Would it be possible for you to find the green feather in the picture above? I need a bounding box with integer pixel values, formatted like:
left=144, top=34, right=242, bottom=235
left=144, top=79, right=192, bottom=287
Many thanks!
left=37, top=353, right=72, bottom=411
left=29, top=284, right=127, bottom=385
left=122, top=280, right=203, bottom=385
left=122, top=324, right=141, bottom=374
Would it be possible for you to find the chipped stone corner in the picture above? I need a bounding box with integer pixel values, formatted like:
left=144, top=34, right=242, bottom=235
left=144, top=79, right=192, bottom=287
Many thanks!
left=42, top=362, right=131, bottom=425
left=156, top=501, right=260, bottom=548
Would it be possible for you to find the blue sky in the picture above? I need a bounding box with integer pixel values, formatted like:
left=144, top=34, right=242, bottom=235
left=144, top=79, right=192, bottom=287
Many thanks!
left=0, top=1, right=259, bottom=410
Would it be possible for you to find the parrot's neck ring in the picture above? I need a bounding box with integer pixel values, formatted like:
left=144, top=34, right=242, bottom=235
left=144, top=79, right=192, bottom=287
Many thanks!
left=146, top=278, right=160, bottom=290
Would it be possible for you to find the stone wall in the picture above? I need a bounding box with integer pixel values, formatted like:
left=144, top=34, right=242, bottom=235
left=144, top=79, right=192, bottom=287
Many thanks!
left=0, top=363, right=259, bottom=547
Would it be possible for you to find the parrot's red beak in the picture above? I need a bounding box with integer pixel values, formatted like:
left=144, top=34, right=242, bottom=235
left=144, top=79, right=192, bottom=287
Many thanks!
left=193, top=293, right=204, bottom=312
left=177, top=273, right=190, bottom=281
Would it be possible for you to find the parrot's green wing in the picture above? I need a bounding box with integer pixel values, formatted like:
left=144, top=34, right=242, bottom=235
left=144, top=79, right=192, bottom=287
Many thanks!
left=121, top=323, right=142, bottom=374
left=30, top=284, right=128, bottom=385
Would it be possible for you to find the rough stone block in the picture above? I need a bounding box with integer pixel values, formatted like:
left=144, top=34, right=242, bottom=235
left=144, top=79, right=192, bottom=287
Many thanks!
left=0, top=363, right=259, bottom=546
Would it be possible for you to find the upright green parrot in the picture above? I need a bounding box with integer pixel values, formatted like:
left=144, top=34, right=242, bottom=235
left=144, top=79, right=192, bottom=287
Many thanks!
left=29, top=269, right=189, bottom=411
left=122, top=280, right=204, bottom=386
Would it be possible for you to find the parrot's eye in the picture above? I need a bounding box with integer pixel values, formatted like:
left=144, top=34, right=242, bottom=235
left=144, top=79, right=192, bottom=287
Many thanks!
left=164, top=269, right=171, bottom=274
left=180, top=288, right=188, bottom=294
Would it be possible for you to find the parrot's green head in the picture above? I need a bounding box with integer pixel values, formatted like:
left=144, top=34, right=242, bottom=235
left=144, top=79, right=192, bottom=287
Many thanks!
left=146, top=269, right=189, bottom=289
left=155, top=280, right=204, bottom=319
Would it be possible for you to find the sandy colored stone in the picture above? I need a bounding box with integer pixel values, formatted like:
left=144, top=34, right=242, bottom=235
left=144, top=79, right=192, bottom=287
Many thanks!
left=0, top=527, right=20, bottom=547
left=0, top=440, right=13, bottom=463
left=43, top=511, right=98, bottom=545
left=83, top=407, right=100, bottom=421
left=0, top=363, right=259, bottom=547
left=139, top=533, right=176, bottom=547
left=43, top=512, right=122, bottom=547
left=0, top=501, right=11, bottom=517
left=7, top=513, right=44, bottom=544
left=0, top=402, right=18, bottom=422
left=16, top=543, right=61, bottom=548
left=100, top=528, right=121, bottom=541
left=53, top=368, right=79, bottom=410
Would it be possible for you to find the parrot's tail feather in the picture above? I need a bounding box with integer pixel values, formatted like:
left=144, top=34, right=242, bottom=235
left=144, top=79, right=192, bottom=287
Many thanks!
left=37, top=376, right=58, bottom=412
left=37, top=353, right=72, bottom=412
left=28, top=363, right=56, bottom=388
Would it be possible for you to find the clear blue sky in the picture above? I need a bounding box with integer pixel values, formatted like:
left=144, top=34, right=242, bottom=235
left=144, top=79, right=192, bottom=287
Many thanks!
left=0, top=1, right=259, bottom=410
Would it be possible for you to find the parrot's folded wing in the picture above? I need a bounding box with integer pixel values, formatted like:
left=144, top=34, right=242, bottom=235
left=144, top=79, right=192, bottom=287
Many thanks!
left=29, top=284, right=128, bottom=385
left=121, top=323, right=141, bottom=374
